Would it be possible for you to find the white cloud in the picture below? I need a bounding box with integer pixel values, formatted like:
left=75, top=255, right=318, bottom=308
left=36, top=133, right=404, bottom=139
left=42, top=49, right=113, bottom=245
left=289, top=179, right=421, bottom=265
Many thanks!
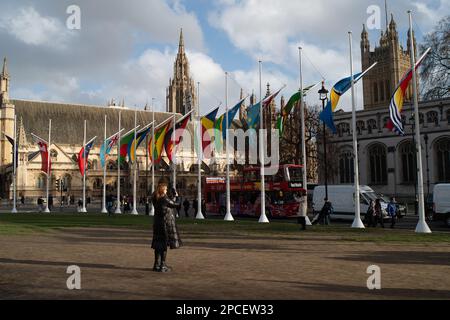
left=0, top=6, right=72, bottom=49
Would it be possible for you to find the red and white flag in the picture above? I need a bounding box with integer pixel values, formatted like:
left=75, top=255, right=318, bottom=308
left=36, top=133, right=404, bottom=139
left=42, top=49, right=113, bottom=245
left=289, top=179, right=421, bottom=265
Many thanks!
left=32, top=134, right=51, bottom=174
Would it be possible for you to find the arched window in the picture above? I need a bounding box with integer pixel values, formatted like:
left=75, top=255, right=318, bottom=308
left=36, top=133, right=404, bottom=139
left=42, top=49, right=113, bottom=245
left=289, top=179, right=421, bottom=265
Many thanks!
left=367, top=119, right=377, bottom=134
left=399, top=141, right=416, bottom=184
left=107, top=161, right=116, bottom=170
left=356, top=121, right=365, bottom=135
left=435, top=138, right=450, bottom=182
left=339, top=150, right=354, bottom=184
left=36, top=174, right=46, bottom=189
left=93, top=159, right=98, bottom=170
left=374, top=82, right=379, bottom=103
left=337, top=123, right=350, bottom=137
left=50, top=149, right=58, bottom=159
left=62, top=175, right=71, bottom=191
left=385, top=80, right=391, bottom=99
left=368, top=144, right=387, bottom=185
left=379, top=81, right=385, bottom=101
left=426, top=111, right=439, bottom=126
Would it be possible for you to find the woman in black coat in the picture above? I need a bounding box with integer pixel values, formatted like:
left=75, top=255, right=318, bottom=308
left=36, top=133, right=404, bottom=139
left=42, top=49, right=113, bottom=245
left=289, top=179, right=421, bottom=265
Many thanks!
left=151, top=182, right=182, bottom=272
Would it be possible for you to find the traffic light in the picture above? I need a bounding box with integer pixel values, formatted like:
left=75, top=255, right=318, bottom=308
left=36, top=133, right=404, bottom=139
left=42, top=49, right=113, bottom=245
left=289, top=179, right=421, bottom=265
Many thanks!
left=55, top=179, right=60, bottom=191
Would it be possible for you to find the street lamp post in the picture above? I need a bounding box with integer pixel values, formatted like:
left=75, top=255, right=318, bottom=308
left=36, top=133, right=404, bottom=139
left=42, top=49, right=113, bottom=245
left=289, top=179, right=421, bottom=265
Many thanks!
left=409, top=114, right=418, bottom=215
left=424, top=134, right=430, bottom=198
left=318, top=81, right=329, bottom=200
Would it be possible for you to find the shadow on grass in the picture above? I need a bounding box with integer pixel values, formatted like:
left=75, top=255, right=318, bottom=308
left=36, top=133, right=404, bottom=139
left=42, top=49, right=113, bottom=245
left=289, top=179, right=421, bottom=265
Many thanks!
left=334, top=251, right=450, bottom=266
left=244, top=279, right=450, bottom=299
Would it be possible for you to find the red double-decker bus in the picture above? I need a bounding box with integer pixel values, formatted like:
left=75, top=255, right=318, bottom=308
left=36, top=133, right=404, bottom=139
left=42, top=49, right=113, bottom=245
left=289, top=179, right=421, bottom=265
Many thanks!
left=203, top=165, right=306, bottom=218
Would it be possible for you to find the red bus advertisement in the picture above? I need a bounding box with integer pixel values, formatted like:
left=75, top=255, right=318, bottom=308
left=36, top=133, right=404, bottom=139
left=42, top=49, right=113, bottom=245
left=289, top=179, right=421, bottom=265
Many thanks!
left=203, top=165, right=306, bottom=218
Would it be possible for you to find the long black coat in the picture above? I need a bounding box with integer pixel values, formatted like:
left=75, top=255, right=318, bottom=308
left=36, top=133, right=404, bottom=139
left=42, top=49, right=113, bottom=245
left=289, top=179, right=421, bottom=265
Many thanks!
left=151, top=194, right=182, bottom=251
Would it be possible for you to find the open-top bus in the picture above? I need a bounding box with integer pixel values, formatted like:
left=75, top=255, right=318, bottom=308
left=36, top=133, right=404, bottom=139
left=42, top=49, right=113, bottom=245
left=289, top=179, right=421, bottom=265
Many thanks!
left=203, top=165, right=306, bottom=218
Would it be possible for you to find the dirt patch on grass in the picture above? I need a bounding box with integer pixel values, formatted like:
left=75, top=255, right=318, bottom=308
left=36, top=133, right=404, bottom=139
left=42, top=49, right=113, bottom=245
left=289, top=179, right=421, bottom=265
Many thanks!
left=0, top=227, right=449, bottom=300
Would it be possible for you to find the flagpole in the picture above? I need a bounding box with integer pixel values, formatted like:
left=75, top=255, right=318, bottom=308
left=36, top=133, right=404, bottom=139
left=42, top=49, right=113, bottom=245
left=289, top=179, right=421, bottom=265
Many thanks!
left=81, top=120, right=87, bottom=213
left=115, top=111, right=122, bottom=214
left=348, top=32, right=364, bottom=229
left=196, top=82, right=205, bottom=220
left=101, top=115, right=108, bottom=213
left=150, top=99, right=155, bottom=216
left=11, top=113, right=17, bottom=213
left=259, top=61, right=269, bottom=223
left=224, top=71, right=234, bottom=222
left=299, top=47, right=312, bottom=226
left=172, top=111, right=176, bottom=192
left=44, top=119, right=51, bottom=213
left=408, top=11, right=431, bottom=233
left=131, top=108, right=139, bottom=215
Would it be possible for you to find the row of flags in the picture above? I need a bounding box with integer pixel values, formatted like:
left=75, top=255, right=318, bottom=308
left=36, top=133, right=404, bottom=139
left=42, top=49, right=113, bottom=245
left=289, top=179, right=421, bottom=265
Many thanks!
left=5, top=48, right=430, bottom=177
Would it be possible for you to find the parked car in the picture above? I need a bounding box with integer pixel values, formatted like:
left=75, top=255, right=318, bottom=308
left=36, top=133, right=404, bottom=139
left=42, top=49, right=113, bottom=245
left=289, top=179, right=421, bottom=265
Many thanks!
left=313, top=185, right=388, bottom=221
left=433, top=184, right=450, bottom=227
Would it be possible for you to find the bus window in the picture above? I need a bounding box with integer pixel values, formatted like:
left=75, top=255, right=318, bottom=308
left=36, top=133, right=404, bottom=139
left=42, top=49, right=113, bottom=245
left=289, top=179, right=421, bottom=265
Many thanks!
left=288, top=167, right=302, bottom=182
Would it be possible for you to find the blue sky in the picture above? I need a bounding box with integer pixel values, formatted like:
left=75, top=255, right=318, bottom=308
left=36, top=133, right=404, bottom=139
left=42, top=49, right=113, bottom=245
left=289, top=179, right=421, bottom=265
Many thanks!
left=0, top=0, right=448, bottom=115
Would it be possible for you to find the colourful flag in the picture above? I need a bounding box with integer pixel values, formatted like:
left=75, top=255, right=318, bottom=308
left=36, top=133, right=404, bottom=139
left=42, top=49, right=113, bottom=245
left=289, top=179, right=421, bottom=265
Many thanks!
left=149, top=120, right=172, bottom=164
left=276, top=83, right=317, bottom=134
left=32, top=135, right=51, bottom=174
left=4, top=132, right=18, bottom=168
left=200, top=107, right=219, bottom=153
left=78, top=138, right=96, bottom=176
left=246, top=87, right=284, bottom=130
left=100, top=132, right=120, bottom=168
left=119, top=129, right=138, bottom=164
left=215, top=98, right=246, bottom=141
left=387, top=48, right=431, bottom=135
left=164, top=115, right=191, bottom=162
left=319, top=73, right=363, bottom=134
left=128, top=126, right=152, bottom=164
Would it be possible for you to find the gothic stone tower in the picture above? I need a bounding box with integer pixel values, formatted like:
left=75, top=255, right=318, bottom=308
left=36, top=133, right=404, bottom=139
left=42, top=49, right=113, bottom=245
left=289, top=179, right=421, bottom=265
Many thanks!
left=166, top=29, right=197, bottom=115
left=0, top=57, right=15, bottom=167
left=361, top=14, right=417, bottom=110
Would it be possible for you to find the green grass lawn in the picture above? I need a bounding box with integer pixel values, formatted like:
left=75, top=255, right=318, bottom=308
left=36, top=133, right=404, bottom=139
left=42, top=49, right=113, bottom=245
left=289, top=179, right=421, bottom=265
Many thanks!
left=0, top=213, right=449, bottom=243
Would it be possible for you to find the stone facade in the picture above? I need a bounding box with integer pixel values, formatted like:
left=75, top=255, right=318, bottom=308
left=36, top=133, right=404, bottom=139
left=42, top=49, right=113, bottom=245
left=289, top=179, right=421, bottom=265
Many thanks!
left=361, top=14, right=417, bottom=110
left=166, top=29, right=196, bottom=115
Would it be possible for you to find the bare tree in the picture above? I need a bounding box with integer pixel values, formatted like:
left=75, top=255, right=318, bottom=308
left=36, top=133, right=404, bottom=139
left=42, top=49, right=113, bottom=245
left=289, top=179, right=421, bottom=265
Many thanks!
left=420, top=16, right=450, bottom=100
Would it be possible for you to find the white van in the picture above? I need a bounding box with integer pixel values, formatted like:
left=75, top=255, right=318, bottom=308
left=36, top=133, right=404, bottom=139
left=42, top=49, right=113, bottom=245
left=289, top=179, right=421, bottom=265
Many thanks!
left=313, top=185, right=388, bottom=221
left=433, top=184, right=450, bottom=227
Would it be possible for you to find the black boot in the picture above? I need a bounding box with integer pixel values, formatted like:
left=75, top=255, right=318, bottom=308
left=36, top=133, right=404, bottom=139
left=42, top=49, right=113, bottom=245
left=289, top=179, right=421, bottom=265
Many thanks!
left=153, top=250, right=161, bottom=272
left=159, top=250, right=172, bottom=273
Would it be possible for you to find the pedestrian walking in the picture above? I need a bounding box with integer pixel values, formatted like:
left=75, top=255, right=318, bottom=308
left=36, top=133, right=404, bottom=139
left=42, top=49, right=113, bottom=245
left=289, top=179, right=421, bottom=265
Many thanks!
left=201, top=199, right=207, bottom=218
left=374, top=199, right=385, bottom=228
left=294, top=191, right=308, bottom=230
left=366, top=200, right=376, bottom=227
left=313, top=198, right=333, bottom=225
left=183, top=198, right=190, bottom=218
left=387, top=197, right=398, bottom=229
left=151, top=182, right=182, bottom=273
left=193, top=199, right=198, bottom=217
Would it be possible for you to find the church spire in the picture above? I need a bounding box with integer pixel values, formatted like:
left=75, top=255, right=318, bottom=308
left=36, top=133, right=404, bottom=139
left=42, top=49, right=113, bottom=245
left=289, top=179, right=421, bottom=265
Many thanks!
left=178, top=28, right=184, bottom=54
left=1, top=57, right=8, bottom=78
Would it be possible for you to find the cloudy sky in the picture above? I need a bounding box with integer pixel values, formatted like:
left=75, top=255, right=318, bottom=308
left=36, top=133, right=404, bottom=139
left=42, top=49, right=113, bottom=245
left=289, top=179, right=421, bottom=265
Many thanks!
left=0, top=0, right=448, bottom=114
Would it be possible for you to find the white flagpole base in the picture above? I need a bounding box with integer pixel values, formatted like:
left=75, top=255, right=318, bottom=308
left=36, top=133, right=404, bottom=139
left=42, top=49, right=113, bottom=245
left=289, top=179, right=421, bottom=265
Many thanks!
left=351, top=217, right=365, bottom=229
left=305, top=215, right=312, bottom=226
left=415, top=220, right=432, bottom=234
left=81, top=207, right=87, bottom=213
left=11, top=207, right=18, bottom=214
left=101, top=207, right=108, bottom=214
left=196, top=210, right=205, bottom=220
left=115, top=208, right=122, bottom=214
left=224, top=212, right=234, bottom=221
left=259, top=213, right=270, bottom=224
left=131, top=209, right=139, bottom=215
left=44, top=207, right=50, bottom=213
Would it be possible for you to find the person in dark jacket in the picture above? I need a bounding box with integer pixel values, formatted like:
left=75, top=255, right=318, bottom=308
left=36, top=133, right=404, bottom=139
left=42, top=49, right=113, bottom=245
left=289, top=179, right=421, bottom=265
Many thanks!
left=374, top=199, right=384, bottom=228
left=183, top=198, right=190, bottom=217
left=193, top=199, right=198, bottom=217
left=151, top=182, right=182, bottom=272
